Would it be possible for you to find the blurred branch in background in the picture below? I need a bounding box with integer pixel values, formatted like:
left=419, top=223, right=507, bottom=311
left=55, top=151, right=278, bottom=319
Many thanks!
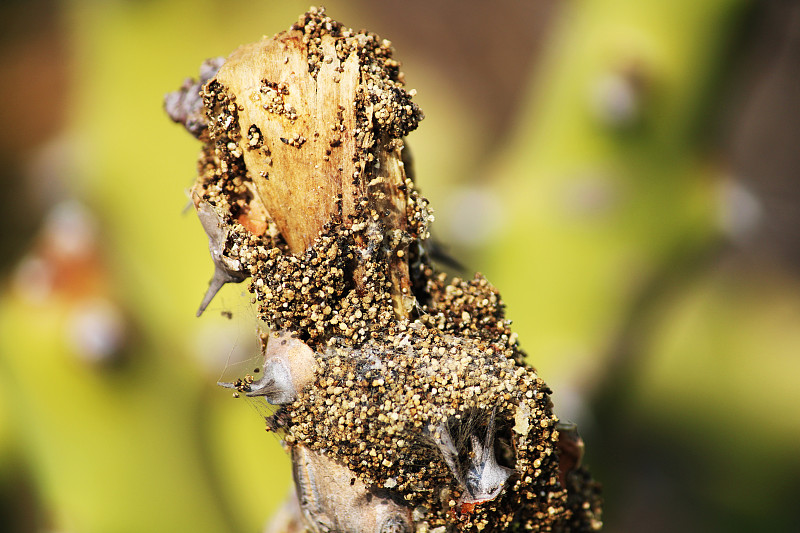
left=474, top=1, right=800, bottom=532
left=0, top=0, right=799, bottom=532
left=0, top=0, right=70, bottom=275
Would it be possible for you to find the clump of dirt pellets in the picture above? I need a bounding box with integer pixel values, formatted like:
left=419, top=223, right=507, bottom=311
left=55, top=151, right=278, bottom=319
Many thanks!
left=166, top=7, right=601, bottom=532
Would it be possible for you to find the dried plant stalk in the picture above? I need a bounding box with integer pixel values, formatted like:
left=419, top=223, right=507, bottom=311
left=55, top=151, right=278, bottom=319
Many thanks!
left=167, top=7, right=601, bottom=532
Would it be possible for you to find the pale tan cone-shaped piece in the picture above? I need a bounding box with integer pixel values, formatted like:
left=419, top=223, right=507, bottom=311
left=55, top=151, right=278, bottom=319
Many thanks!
left=213, top=29, right=413, bottom=318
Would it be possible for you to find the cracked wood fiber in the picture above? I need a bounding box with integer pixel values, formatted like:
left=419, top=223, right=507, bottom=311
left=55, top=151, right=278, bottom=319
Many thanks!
left=198, top=14, right=418, bottom=319
left=216, top=33, right=364, bottom=254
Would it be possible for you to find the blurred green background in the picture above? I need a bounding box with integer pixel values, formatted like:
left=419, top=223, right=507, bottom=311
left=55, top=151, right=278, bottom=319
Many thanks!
left=1, top=0, right=799, bottom=531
